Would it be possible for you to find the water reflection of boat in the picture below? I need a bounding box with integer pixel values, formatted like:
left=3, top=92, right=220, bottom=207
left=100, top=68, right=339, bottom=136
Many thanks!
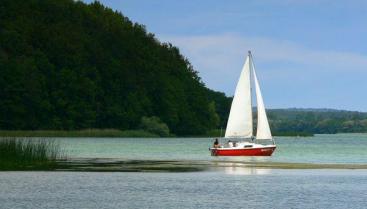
left=210, top=51, right=276, bottom=156
left=225, top=167, right=271, bottom=176
left=216, top=163, right=271, bottom=175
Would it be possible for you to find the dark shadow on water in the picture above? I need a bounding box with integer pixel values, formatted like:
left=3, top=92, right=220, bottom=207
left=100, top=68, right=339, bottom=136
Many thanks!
left=52, top=158, right=367, bottom=173
left=56, top=158, right=209, bottom=172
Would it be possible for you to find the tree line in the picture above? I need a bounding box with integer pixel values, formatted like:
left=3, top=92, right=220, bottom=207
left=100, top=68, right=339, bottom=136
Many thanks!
left=266, top=109, right=367, bottom=135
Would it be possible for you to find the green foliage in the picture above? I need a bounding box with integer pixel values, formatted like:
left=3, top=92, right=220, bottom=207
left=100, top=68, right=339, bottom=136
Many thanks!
left=205, top=129, right=225, bottom=137
left=140, top=116, right=170, bottom=137
left=205, top=89, right=232, bottom=128
left=0, top=0, right=220, bottom=136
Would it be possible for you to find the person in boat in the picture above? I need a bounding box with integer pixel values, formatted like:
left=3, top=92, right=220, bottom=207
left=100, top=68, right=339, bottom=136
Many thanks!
left=213, top=138, right=220, bottom=148
left=233, top=141, right=237, bottom=147
left=227, top=140, right=233, bottom=148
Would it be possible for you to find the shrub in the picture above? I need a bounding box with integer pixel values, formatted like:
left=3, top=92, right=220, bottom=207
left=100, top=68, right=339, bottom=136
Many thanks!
left=140, top=116, right=170, bottom=137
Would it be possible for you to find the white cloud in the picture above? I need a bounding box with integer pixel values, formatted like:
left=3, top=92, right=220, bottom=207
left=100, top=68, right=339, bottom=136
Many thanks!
left=161, top=33, right=367, bottom=71
left=158, top=33, right=367, bottom=95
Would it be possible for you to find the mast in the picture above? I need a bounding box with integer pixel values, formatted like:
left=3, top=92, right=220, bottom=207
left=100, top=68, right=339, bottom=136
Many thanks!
left=248, top=50, right=254, bottom=138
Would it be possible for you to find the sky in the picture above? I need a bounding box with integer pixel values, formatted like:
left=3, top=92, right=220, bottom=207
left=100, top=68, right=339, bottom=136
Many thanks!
left=83, top=0, right=367, bottom=111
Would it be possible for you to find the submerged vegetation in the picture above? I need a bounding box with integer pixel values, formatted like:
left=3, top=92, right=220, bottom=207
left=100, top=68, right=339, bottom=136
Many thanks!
left=0, top=137, right=64, bottom=170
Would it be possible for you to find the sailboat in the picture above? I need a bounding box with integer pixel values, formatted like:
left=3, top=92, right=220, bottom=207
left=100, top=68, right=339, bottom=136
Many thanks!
left=210, top=51, right=276, bottom=156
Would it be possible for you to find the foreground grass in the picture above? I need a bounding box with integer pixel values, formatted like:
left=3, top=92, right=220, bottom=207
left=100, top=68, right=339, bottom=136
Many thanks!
left=0, top=129, right=158, bottom=138
left=0, top=137, right=65, bottom=170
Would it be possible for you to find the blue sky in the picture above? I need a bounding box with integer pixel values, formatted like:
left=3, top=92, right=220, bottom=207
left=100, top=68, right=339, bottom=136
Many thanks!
left=83, top=0, right=367, bottom=111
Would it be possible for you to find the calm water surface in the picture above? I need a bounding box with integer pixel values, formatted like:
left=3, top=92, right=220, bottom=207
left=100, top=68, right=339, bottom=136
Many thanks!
left=60, top=133, right=367, bottom=163
left=1, top=170, right=367, bottom=209
left=1, top=134, right=367, bottom=209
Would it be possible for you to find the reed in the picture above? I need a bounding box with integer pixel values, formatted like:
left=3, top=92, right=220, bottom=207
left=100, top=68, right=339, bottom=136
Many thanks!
left=0, top=137, right=65, bottom=170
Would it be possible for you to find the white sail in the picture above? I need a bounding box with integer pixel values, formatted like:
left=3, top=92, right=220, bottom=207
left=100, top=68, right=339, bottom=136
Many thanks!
left=252, top=61, right=272, bottom=140
left=225, top=55, right=253, bottom=138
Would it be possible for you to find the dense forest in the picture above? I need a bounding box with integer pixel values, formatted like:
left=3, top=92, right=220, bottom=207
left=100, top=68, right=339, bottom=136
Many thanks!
left=1, top=0, right=367, bottom=136
left=0, top=0, right=220, bottom=135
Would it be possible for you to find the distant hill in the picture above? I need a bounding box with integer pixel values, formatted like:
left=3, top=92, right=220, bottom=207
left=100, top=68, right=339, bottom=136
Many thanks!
left=265, top=108, right=367, bottom=135
left=203, top=90, right=367, bottom=135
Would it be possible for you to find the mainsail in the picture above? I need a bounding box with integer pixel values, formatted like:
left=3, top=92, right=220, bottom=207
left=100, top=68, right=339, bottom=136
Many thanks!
left=225, top=54, right=253, bottom=138
left=225, top=51, right=272, bottom=139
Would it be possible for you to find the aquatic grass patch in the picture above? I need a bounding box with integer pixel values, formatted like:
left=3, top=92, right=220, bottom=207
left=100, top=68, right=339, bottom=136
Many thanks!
left=0, top=137, right=65, bottom=170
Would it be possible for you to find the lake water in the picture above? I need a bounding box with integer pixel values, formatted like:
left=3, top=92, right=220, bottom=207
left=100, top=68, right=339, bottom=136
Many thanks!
left=1, top=134, right=367, bottom=209
left=60, top=133, right=367, bottom=164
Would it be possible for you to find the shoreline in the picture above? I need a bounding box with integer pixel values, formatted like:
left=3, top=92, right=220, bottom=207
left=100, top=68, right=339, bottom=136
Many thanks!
left=0, top=129, right=159, bottom=138
left=0, top=129, right=315, bottom=137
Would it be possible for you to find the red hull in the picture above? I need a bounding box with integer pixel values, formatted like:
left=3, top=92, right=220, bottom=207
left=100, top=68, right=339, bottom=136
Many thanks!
left=211, top=146, right=276, bottom=156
